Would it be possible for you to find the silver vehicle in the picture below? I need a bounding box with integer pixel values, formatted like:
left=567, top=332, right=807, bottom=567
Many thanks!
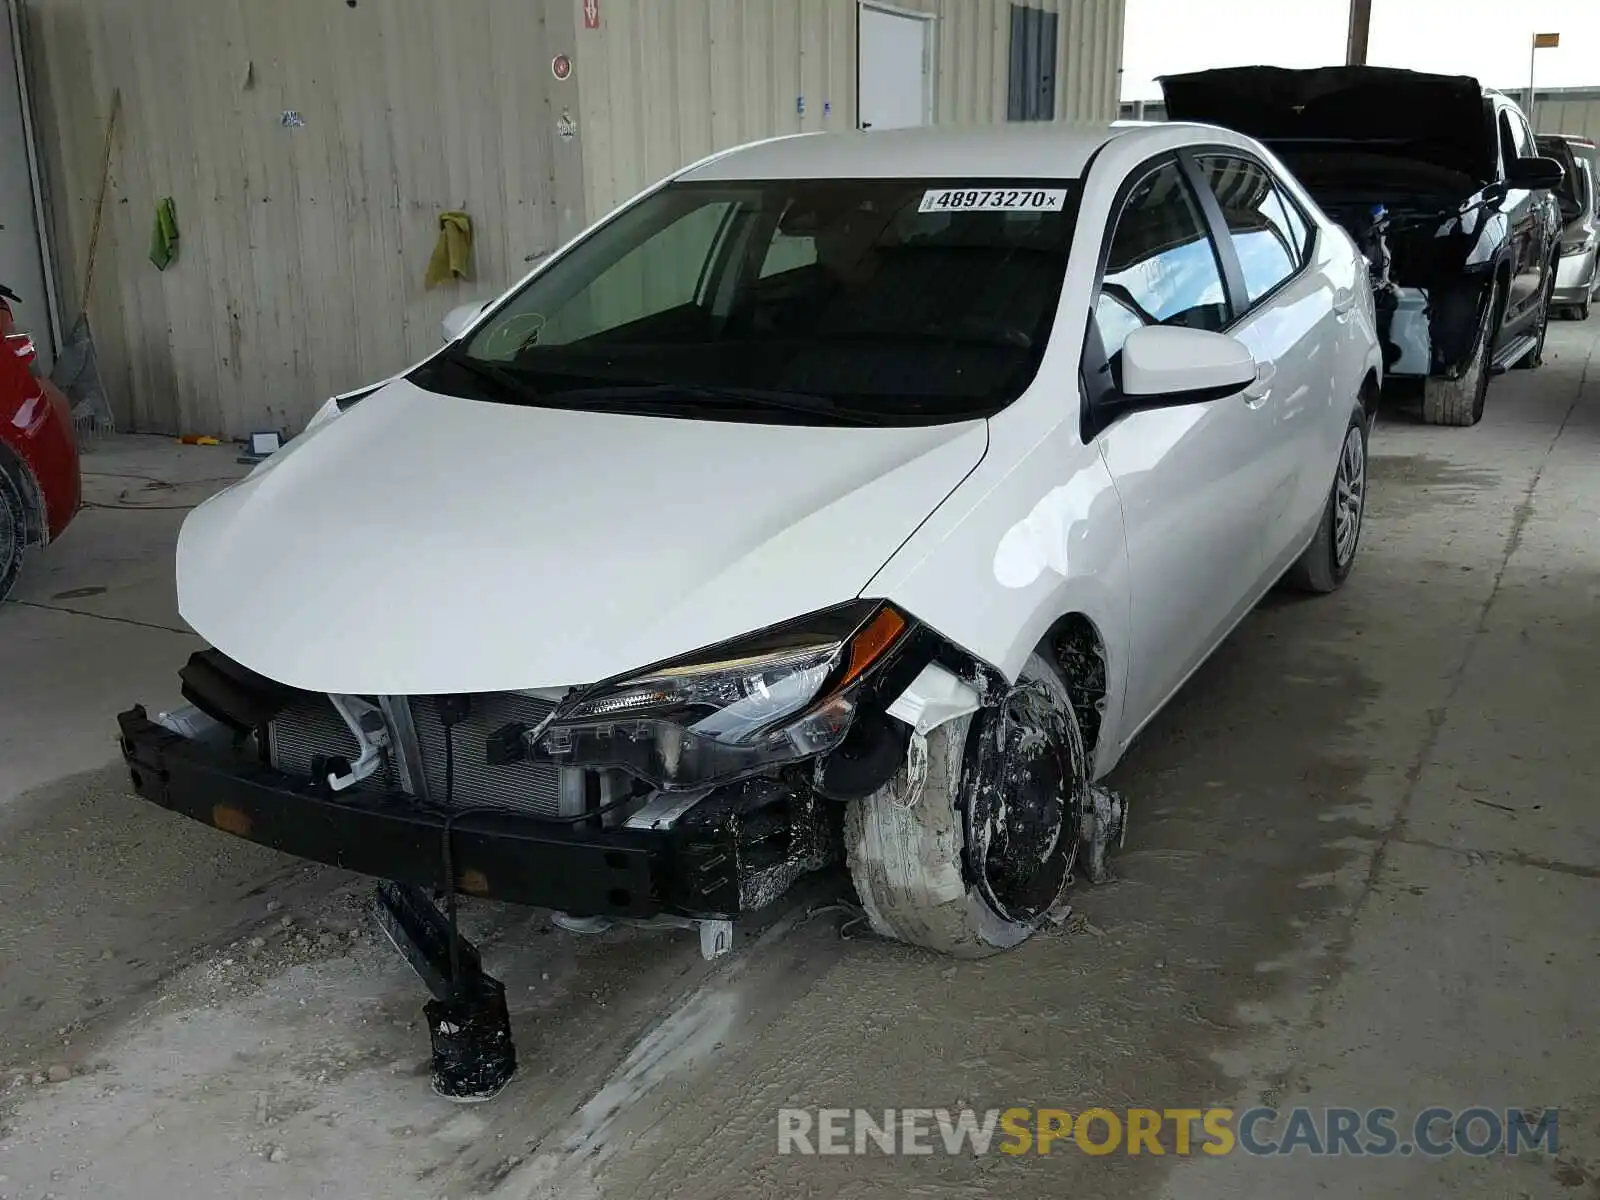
left=1538, top=133, right=1600, bottom=320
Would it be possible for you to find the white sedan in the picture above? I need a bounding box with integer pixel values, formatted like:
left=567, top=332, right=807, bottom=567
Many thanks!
left=124, top=121, right=1381, bottom=960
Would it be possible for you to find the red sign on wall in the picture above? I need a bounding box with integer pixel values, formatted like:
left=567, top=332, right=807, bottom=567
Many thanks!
left=583, top=0, right=600, bottom=30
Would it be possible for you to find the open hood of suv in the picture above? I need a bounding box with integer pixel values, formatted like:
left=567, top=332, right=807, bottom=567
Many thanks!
left=176, top=380, right=987, bottom=696
left=1160, top=66, right=1495, bottom=185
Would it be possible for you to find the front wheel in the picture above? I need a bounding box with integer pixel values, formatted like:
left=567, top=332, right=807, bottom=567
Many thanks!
left=1285, top=412, right=1367, bottom=594
left=844, top=651, right=1087, bottom=958
left=1421, top=279, right=1497, bottom=426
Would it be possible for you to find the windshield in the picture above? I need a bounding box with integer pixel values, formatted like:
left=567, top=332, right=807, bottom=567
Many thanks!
left=410, top=178, right=1078, bottom=426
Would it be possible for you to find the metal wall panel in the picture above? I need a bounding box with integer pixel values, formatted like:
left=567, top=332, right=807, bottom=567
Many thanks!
left=22, top=0, right=1123, bottom=435
left=1534, top=95, right=1600, bottom=143
left=21, top=0, right=584, bottom=435
left=577, top=0, right=1125, bottom=214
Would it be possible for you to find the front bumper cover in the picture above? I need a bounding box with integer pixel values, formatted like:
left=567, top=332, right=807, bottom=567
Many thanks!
left=1552, top=246, right=1598, bottom=305
left=117, top=706, right=760, bottom=919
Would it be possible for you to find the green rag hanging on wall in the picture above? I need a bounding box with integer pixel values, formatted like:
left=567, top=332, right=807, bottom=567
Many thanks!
left=425, top=211, right=474, bottom=288
left=149, top=197, right=179, bottom=271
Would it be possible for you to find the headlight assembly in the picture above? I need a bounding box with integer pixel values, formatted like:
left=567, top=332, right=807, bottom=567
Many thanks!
left=534, top=602, right=910, bottom=790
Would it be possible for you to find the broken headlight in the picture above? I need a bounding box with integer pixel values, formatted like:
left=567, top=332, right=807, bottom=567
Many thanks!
left=535, top=602, right=910, bottom=790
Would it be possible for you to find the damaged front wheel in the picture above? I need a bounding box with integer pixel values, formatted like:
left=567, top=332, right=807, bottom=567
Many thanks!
left=844, top=651, right=1088, bottom=958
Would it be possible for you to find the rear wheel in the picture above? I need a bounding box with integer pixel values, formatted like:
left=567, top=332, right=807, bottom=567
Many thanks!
left=1421, top=280, right=1496, bottom=426
left=844, top=651, right=1087, bottom=958
left=1285, top=412, right=1367, bottom=594
left=0, top=467, right=26, bottom=604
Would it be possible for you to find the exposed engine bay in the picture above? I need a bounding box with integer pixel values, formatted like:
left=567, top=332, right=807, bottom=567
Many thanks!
left=1159, top=65, right=1557, bottom=386
left=1318, top=193, right=1492, bottom=378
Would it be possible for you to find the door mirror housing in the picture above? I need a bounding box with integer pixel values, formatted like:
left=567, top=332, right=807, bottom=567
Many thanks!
left=441, top=300, right=490, bottom=343
left=1121, top=325, right=1258, bottom=403
left=1506, top=156, right=1565, bottom=191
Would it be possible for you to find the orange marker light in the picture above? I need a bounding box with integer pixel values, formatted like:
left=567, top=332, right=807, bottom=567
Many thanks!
left=839, top=606, right=908, bottom=689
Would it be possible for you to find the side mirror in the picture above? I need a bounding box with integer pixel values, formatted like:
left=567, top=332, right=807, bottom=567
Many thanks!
left=1507, top=156, right=1565, bottom=191
left=441, top=300, right=489, bottom=343
left=1121, top=325, right=1257, bottom=402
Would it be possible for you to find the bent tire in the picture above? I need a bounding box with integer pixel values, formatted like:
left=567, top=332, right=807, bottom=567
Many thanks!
left=1286, top=412, right=1367, bottom=594
left=0, top=466, right=26, bottom=605
left=1421, top=280, right=1496, bottom=426
left=844, top=651, right=1088, bottom=958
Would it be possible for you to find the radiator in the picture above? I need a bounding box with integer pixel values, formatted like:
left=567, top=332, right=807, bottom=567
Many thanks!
left=267, top=692, right=570, bottom=818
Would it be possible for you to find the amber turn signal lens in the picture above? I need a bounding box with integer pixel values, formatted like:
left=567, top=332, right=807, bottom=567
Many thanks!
left=838, top=606, right=908, bottom=690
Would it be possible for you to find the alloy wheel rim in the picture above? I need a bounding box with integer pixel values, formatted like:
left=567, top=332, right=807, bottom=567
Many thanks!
left=1334, top=425, right=1365, bottom=568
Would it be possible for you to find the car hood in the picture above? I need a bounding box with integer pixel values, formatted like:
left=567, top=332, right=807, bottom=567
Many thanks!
left=1160, top=66, right=1494, bottom=184
left=177, top=379, right=987, bottom=695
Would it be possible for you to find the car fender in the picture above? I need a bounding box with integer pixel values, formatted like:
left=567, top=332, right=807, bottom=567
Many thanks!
left=867, top=411, right=1132, bottom=780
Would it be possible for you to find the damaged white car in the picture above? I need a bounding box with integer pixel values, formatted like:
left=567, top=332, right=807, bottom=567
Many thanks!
left=121, top=122, right=1381, bottom=965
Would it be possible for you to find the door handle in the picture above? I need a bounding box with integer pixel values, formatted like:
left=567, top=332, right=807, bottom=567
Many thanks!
left=1332, top=288, right=1357, bottom=315
left=1242, top=363, right=1275, bottom=408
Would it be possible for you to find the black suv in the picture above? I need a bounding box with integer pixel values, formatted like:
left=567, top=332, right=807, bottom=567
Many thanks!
left=1161, top=66, right=1565, bottom=426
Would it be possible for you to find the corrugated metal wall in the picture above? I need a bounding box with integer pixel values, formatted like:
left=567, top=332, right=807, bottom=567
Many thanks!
left=22, top=0, right=1125, bottom=435
left=21, top=0, right=584, bottom=435
left=1534, top=92, right=1600, bottom=143
left=576, top=0, right=1126, bottom=215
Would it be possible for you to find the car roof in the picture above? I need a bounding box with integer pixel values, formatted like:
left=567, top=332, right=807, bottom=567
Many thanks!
left=678, top=123, right=1138, bottom=182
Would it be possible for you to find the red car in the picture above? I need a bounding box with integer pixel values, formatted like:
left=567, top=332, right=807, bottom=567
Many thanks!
left=0, top=285, right=81, bottom=602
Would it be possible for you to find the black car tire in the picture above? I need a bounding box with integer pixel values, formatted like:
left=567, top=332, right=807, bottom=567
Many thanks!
left=1422, top=280, right=1497, bottom=426
left=1285, top=411, right=1368, bottom=594
left=0, top=465, right=27, bottom=605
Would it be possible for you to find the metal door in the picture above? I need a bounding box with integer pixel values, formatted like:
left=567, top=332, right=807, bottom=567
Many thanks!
left=1007, top=5, right=1058, bottom=121
left=857, top=4, right=933, bottom=131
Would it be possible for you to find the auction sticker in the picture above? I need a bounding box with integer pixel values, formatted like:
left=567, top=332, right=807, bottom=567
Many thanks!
left=918, top=187, right=1066, bottom=213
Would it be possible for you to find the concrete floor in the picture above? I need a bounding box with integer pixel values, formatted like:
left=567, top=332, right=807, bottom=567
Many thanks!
left=0, top=323, right=1596, bottom=1199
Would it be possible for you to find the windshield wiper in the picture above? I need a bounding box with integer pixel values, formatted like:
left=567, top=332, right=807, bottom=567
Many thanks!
left=535, top=383, right=883, bottom=426
left=448, top=354, right=546, bottom=406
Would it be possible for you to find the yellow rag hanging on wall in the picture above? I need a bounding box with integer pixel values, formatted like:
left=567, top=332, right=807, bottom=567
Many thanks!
left=425, top=211, right=474, bottom=288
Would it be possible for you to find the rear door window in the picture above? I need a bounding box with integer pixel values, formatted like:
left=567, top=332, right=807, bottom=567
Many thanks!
left=1275, top=187, right=1314, bottom=259
left=1196, top=156, right=1303, bottom=305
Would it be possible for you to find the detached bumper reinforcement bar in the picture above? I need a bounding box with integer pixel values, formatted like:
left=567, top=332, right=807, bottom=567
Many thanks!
left=117, top=705, right=670, bottom=917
